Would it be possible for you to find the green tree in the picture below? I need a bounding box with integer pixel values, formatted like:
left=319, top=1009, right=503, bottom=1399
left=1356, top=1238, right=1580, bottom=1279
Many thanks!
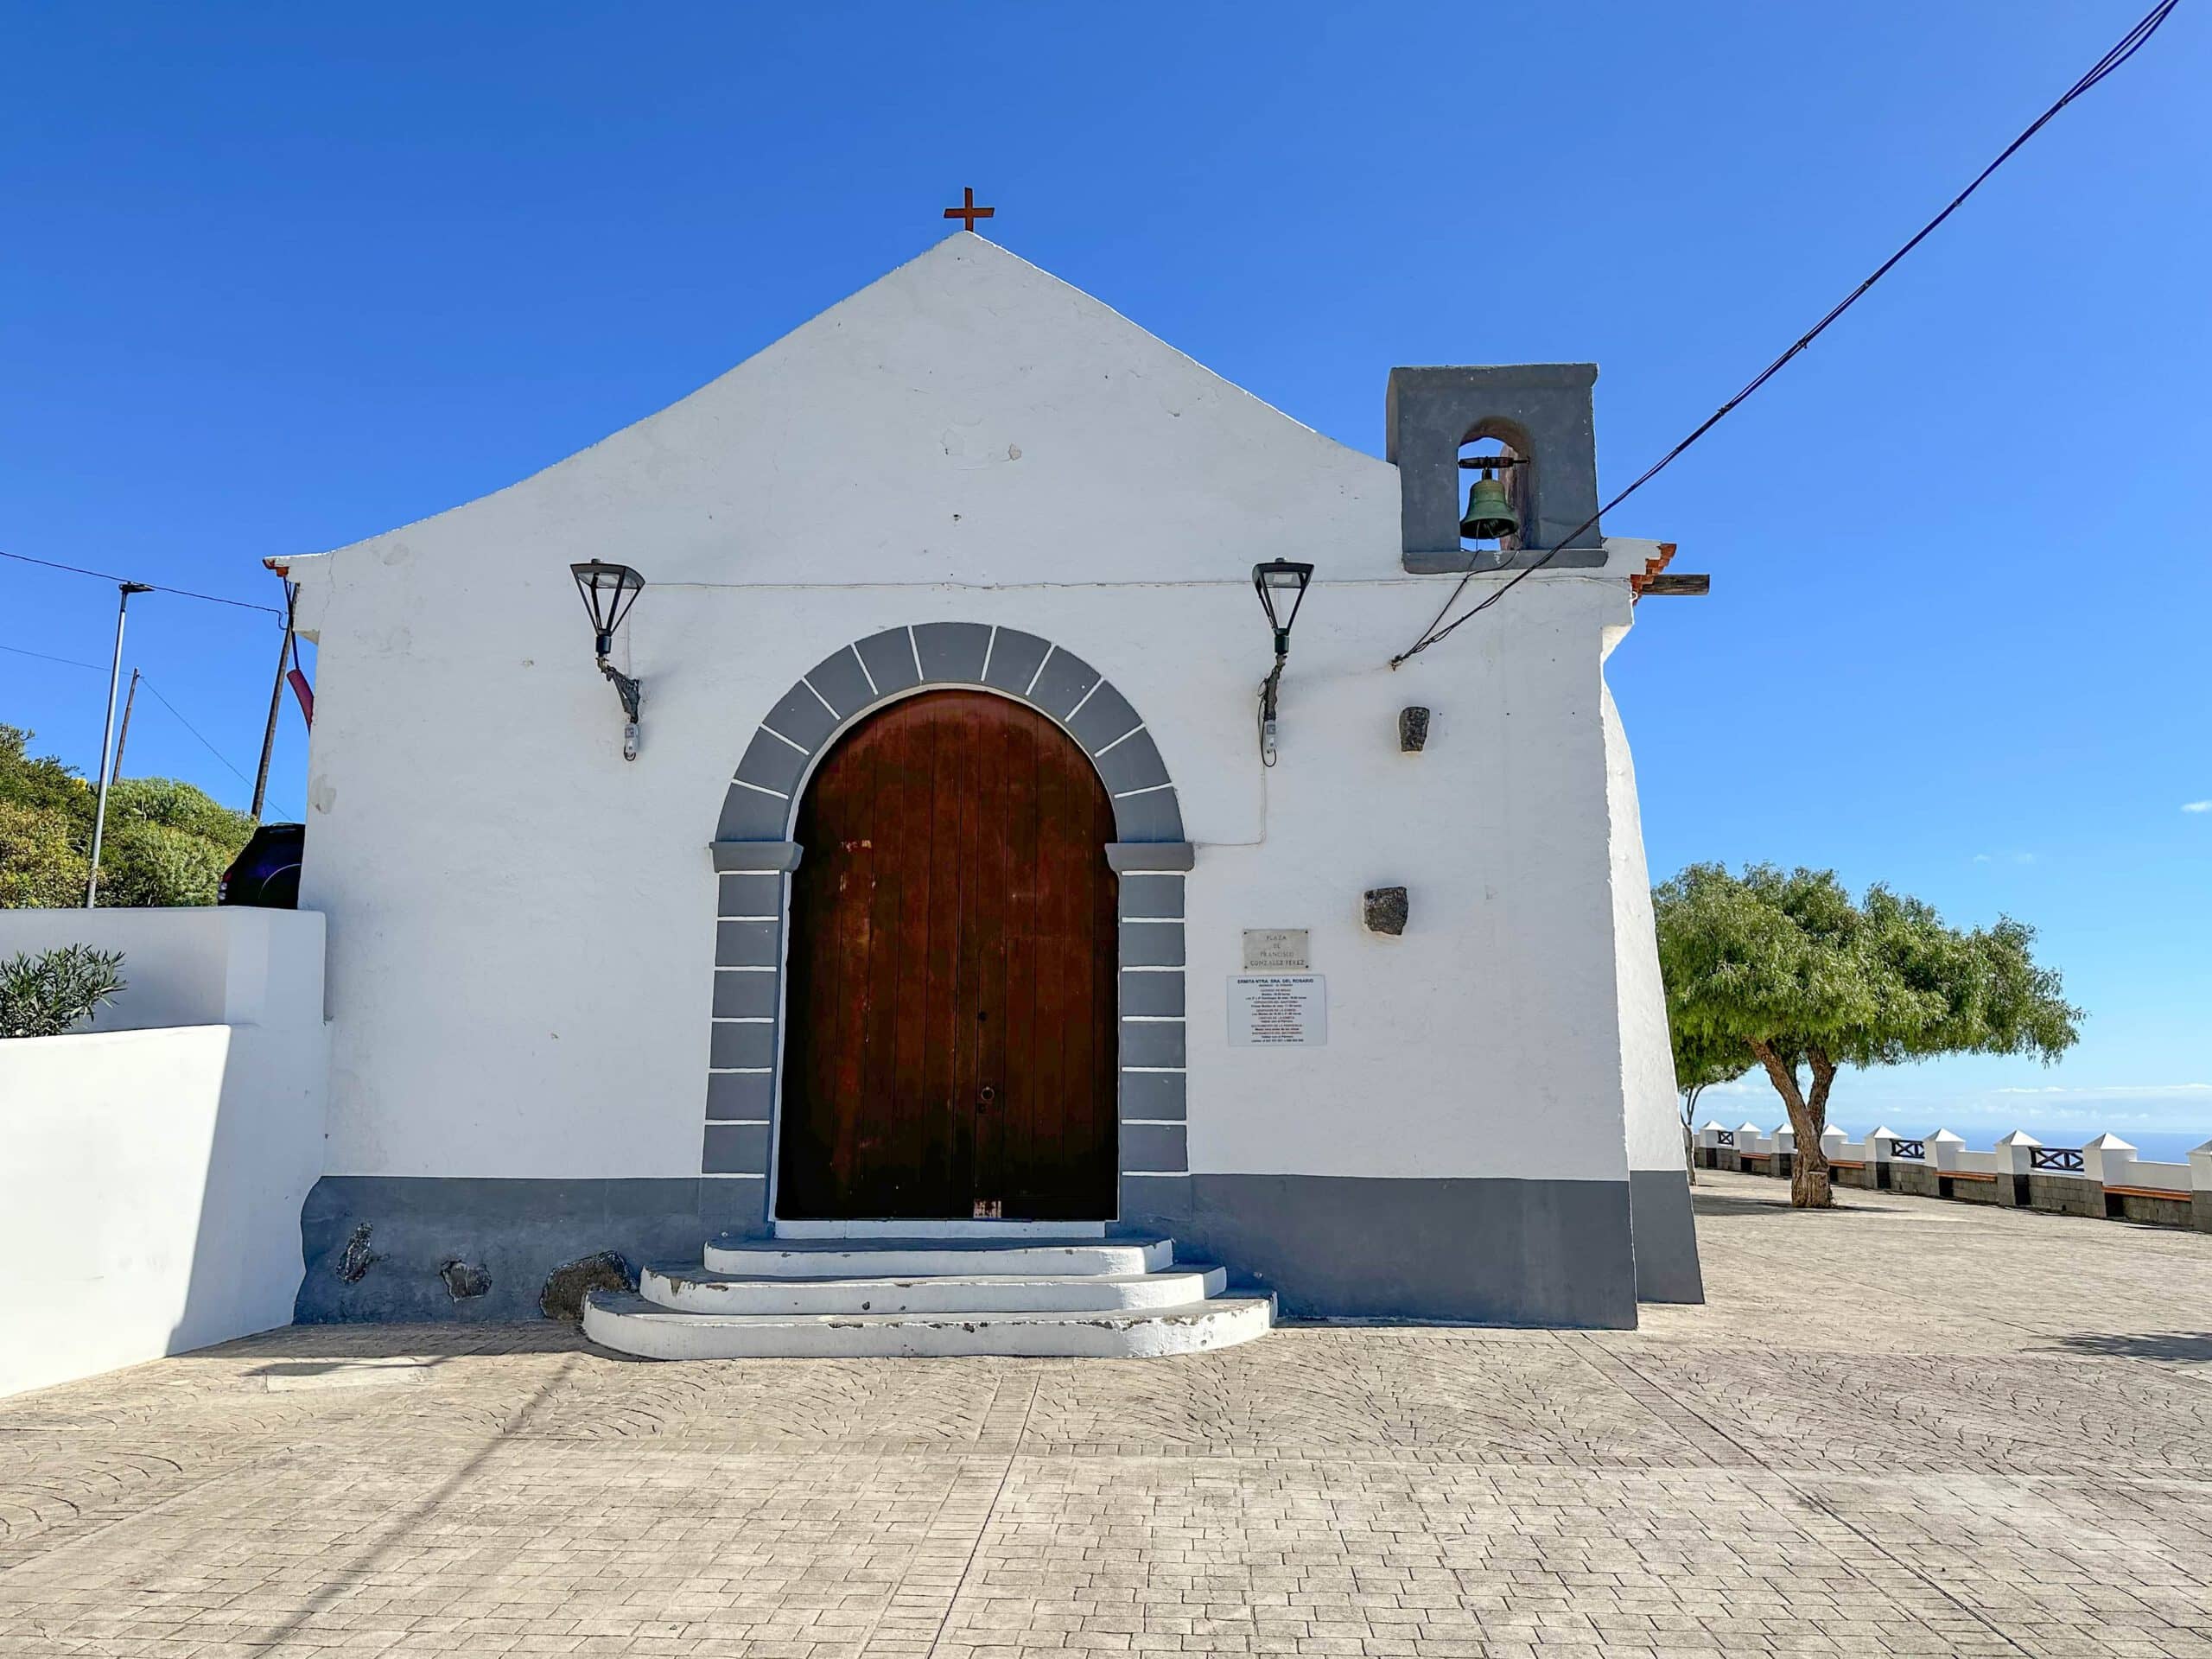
left=0, top=799, right=86, bottom=906
left=0, top=725, right=256, bottom=908
left=1652, top=863, right=2079, bottom=1209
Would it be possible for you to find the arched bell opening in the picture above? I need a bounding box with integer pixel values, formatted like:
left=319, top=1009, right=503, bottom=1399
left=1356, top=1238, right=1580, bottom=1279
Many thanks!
left=1457, top=426, right=1530, bottom=556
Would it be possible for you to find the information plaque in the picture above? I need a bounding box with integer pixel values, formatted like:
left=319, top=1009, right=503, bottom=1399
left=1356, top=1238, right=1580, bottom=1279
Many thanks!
left=1229, top=975, right=1327, bottom=1046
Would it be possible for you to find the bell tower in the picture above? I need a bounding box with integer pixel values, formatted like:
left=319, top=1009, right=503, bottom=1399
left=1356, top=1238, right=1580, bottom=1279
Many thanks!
left=1385, top=364, right=1606, bottom=574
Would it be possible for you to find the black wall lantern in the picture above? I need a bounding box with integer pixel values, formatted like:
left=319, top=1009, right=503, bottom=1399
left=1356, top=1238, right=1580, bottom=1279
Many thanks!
left=1251, top=559, right=1314, bottom=766
left=570, top=561, right=646, bottom=761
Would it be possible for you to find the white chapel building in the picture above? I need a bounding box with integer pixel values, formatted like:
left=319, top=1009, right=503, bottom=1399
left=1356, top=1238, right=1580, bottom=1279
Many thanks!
left=282, top=232, right=1700, bottom=1353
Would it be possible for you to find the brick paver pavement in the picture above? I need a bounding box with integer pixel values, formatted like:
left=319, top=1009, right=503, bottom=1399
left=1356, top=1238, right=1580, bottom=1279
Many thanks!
left=3, top=1172, right=2210, bottom=1656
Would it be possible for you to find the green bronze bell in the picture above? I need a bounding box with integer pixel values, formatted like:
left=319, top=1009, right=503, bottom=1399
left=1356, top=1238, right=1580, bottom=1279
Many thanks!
left=1460, top=470, right=1519, bottom=542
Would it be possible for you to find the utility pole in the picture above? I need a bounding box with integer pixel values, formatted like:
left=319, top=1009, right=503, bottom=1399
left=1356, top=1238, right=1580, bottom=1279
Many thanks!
left=110, top=669, right=142, bottom=781
left=250, top=581, right=296, bottom=823
left=86, top=582, right=153, bottom=908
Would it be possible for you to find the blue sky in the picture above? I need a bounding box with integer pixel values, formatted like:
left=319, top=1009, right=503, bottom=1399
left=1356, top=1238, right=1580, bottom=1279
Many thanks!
left=4, top=3, right=2206, bottom=1146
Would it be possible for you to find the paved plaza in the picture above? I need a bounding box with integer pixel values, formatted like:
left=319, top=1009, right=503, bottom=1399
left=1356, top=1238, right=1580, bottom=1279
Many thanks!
left=3, top=1173, right=2211, bottom=1657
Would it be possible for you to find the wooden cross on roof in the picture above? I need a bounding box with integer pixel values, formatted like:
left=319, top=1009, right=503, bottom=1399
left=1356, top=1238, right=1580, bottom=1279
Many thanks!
left=943, top=187, right=994, bottom=232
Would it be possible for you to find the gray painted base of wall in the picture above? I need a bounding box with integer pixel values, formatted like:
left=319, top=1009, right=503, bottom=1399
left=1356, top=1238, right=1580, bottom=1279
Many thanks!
left=1120, top=1173, right=1638, bottom=1328
left=1628, top=1169, right=1705, bottom=1305
left=296, top=1177, right=770, bottom=1324
left=296, top=1171, right=1639, bottom=1330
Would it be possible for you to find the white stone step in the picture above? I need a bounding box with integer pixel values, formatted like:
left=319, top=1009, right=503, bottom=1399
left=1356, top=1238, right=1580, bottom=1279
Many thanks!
left=582, top=1291, right=1274, bottom=1360
left=702, top=1236, right=1173, bottom=1279
left=642, top=1263, right=1227, bottom=1316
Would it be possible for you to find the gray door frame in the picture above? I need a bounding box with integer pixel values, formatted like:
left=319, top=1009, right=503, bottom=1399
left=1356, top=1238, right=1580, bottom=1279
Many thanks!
left=705, top=624, right=1195, bottom=1233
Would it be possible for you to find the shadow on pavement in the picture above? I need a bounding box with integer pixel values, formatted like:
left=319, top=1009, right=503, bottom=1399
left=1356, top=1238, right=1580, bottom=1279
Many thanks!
left=2048, top=1331, right=2212, bottom=1363
left=1692, top=1190, right=1895, bottom=1219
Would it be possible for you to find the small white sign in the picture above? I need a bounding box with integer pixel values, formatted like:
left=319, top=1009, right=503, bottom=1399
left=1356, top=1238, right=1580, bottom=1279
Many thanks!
left=1230, top=975, right=1327, bottom=1046
left=1242, top=928, right=1311, bottom=971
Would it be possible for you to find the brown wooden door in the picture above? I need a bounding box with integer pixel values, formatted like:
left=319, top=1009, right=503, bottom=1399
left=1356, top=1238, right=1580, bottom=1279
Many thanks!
left=777, top=690, right=1119, bottom=1221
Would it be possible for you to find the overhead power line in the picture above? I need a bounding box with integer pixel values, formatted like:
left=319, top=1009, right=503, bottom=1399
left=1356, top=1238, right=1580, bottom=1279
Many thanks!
left=1390, top=0, right=2183, bottom=668
left=140, top=677, right=257, bottom=790
left=1, top=643, right=264, bottom=794
left=0, top=546, right=285, bottom=618
left=1, top=641, right=105, bottom=671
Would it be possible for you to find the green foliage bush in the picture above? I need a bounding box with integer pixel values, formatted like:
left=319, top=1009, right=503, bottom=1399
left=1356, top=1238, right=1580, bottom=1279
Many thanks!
left=0, top=725, right=254, bottom=907
left=0, top=944, right=127, bottom=1038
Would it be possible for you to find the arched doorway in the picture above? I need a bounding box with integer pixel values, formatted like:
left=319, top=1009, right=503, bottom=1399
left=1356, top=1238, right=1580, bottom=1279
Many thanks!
left=776, top=689, right=1120, bottom=1221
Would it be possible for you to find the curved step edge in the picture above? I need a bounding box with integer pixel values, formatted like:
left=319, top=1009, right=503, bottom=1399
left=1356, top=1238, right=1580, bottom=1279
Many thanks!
left=643, top=1265, right=1227, bottom=1316
left=582, top=1292, right=1273, bottom=1360
left=701, top=1238, right=1173, bottom=1279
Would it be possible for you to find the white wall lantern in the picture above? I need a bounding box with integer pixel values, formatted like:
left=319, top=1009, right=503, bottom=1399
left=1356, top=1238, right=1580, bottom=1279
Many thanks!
left=569, top=561, right=646, bottom=760
left=1251, top=559, right=1314, bottom=767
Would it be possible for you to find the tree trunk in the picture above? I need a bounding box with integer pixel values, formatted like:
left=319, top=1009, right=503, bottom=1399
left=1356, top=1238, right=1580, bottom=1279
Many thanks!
left=1749, top=1039, right=1834, bottom=1209
left=1680, top=1084, right=1702, bottom=1185
left=1795, top=1050, right=1838, bottom=1209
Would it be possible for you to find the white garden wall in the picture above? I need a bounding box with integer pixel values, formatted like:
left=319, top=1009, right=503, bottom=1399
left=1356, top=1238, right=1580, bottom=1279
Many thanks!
left=0, top=910, right=327, bottom=1397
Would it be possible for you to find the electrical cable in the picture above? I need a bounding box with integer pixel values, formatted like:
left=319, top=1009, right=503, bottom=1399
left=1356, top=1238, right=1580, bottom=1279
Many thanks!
left=138, top=677, right=257, bottom=790
left=1, top=642, right=104, bottom=671
left=1390, top=0, right=2182, bottom=668
left=1, top=546, right=285, bottom=618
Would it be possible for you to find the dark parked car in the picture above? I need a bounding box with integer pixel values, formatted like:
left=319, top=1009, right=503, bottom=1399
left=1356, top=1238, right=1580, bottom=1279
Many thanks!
left=219, top=823, right=304, bottom=908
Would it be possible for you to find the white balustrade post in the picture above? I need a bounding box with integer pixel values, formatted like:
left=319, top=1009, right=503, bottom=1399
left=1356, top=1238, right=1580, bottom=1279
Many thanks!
left=1697, top=1122, right=1725, bottom=1169
left=1868, top=1127, right=1898, bottom=1191
left=2190, top=1140, right=2212, bottom=1234
left=2082, top=1133, right=2136, bottom=1190
left=1928, top=1128, right=1965, bottom=1173
left=1994, top=1130, right=2041, bottom=1208
left=1771, top=1123, right=1796, bottom=1179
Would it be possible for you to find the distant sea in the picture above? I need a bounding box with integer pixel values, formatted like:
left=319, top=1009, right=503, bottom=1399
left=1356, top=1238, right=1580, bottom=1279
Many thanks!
left=2010, top=1127, right=2203, bottom=1165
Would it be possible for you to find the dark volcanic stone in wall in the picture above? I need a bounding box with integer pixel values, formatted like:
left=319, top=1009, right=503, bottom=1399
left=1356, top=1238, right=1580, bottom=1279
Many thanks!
left=438, top=1259, right=493, bottom=1300
left=336, top=1224, right=379, bottom=1283
left=1363, top=887, right=1408, bottom=937
left=541, top=1250, right=635, bottom=1321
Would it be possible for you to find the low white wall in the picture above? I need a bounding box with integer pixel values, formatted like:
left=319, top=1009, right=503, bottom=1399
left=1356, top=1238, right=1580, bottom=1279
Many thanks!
left=0, top=906, right=318, bottom=1031
left=0, top=910, right=327, bottom=1397
left=2127, top=1160, right=2191, bottom=1192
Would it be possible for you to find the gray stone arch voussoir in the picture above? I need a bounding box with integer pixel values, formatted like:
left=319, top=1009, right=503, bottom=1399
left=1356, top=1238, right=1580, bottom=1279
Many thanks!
left=702, top=623, right=1194, bottom=1230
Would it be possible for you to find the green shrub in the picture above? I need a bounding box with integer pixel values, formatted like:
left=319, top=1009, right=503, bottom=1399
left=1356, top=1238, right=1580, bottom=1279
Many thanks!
left=2, top=725, right=253, bottom=908
left=0, top=944, right=128, bottom=1038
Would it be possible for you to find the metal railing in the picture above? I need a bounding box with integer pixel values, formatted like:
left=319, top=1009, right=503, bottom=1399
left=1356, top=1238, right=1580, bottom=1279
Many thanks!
left=1888, top=1139, right=1926, bottom=1160
left=1713, top=1130, right=1736, bottom=1148
left=2031, top=1147, right=2086, bottom=1173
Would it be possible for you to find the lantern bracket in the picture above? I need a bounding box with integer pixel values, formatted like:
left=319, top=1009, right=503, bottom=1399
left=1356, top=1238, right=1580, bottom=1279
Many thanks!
left=1250, top=560, right=1315, bottom=768
left=570, top=561, right=647, bottom=762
